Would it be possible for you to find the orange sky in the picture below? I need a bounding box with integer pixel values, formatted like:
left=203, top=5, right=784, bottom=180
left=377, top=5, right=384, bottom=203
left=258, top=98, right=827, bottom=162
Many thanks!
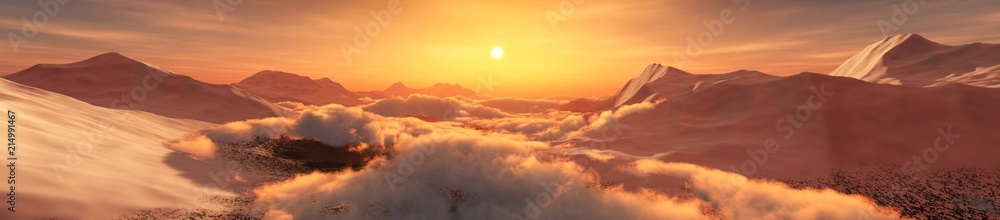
left=2, top=0, right=1000, bottom=98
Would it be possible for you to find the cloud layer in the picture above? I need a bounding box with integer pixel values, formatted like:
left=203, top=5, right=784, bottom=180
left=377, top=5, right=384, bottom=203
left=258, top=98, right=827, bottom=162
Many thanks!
left=164, top=96, right=902, bottom=219
left=362, top=94, right=511, bottom=120
left=475, top=98, right=564, bottom=114
left=253, top=133, right=707, bottom=219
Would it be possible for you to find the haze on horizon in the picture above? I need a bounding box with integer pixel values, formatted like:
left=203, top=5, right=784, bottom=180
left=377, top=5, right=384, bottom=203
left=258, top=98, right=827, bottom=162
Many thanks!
left=2, top=0, right=1000, bottom=98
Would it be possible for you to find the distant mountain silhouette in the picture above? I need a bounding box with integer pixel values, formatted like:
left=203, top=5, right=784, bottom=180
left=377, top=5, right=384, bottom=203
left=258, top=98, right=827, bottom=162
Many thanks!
left=372, top=82, right=479, bottom=98
left=234, top=70, right=365, bottom=106
left=2, top=52, right=288, bottom=123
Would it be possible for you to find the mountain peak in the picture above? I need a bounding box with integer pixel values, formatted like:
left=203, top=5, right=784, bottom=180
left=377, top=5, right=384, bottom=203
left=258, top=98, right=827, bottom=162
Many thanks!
left=237, top=70, right=317, bottom=86
left=887, top=33, right=928, bottom=42
left=607, top=63, right=673, bottom=107
left=76, top=52, right=141, bottom=65
left=724, top=69, right=768, bottom=77
left=663, top=66, right=693, bottom=76
left=94, top=52, right=129, bottom=59
left=233, top=71, right=363, bottom=105
left=250, top=70, right=297, bottom=77
left=831, top=34, right=943, bottom=79
left=830, top=33, right=1000, bottom=86
left=884, top=33, right=941, bottom=48
left=379, top=81, right=476, bottom=98
left=431, top=83, right=460, bottom=88
left=388, top=82, right=408, bottom=89
left=639, top=64, right=693, bottom=77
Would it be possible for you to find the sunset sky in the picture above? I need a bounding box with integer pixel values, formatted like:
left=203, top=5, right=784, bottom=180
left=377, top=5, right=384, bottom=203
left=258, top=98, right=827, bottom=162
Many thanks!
left=2, top=0, right=999, bottom=98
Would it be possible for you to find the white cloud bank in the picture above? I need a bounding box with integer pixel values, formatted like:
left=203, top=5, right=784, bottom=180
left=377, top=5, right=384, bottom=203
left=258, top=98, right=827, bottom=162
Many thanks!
left=253, top=133, right=707, bottom=220
left=362, top=94, right=511, bottom=120
left=475, top=97, right=564, bottom=114
left=164, top=97, right=902, bottom=219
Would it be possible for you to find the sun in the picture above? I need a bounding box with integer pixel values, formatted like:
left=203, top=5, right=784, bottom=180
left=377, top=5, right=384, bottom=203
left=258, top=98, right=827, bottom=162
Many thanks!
left=491, top=46, right=503, bottom=59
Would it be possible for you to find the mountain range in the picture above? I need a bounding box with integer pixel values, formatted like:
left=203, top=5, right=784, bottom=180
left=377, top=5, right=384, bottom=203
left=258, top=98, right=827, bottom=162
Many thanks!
left=361, top=82, right=479, bottom=99
left=3, top=33, right=1000, bottom=219
left=560, top=34, right=1000, bottom=112
left=1, top=52, right=289, bottom=123
left=0, top=52, right=485, bottom=124
left=233, top=71, right=480, bottom=105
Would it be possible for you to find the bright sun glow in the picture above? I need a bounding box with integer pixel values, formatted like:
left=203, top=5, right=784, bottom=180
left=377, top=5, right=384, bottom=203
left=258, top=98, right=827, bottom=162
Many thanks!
left=492, top=46, right=503, bottom=59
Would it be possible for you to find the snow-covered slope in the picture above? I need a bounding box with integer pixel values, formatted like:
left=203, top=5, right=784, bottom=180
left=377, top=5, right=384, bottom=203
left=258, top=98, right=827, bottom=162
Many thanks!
left=0, top=78, right=230, bottom=219
left=608, top=63, right=670, bottom=107
left=562, top=72, right=1000, bottom=176
left=930, top=64, right=1000, bottom=88
left=2, top=53, right=288, bottom=123
left=830, top=34, right=1000, bottom=87
left=558, top=72, right=1000, bottom=218
left=233, top=70, right=365, bottom=106
left=558, top=64, right=774, bottom=112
